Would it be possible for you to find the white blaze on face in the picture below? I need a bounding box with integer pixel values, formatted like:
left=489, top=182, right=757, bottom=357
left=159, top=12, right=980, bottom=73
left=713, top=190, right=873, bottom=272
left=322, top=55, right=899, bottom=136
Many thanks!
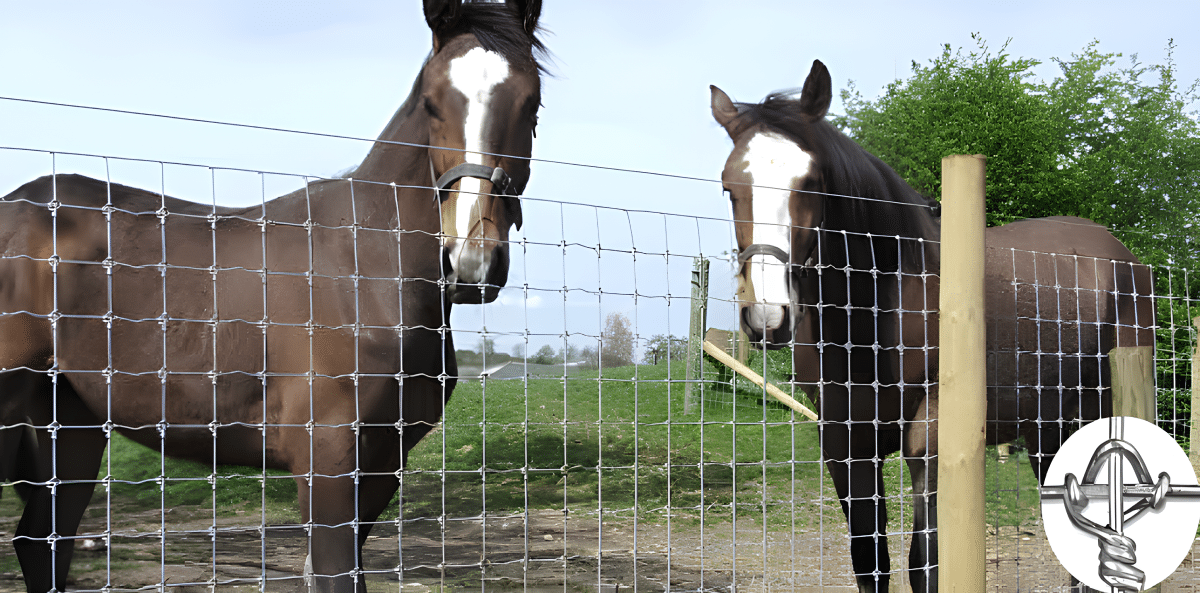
left=743, top=132, right=813, bottom=307
left=447, top=47, right=511, bottom=247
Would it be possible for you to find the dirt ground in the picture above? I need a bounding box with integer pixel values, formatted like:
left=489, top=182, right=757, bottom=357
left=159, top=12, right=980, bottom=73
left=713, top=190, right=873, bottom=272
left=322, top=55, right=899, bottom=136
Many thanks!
left=5, top=500, right=1200, bottom=592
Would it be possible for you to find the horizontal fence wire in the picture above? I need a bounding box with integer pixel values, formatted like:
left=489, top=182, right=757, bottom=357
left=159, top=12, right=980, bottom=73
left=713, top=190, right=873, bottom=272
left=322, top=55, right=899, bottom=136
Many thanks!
left=0, top=133, right=1196, bottom=593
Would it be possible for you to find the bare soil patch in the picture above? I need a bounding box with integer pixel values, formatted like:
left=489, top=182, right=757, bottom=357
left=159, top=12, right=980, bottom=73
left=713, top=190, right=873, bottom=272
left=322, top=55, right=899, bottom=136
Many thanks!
left=6, top=495, right=1200, bottom=592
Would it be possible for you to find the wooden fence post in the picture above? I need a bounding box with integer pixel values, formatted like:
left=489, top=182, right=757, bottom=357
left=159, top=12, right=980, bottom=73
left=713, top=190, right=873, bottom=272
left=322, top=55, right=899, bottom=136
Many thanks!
left=938, top=155, right=987, bottom=593
left=1189, top=318, right=1200, bottom=480
left=684, top=258, right=710, bottom=414
left=1108, top=344, right=1159, bottom=593
left=1110, top=346, right=1156, bottom=421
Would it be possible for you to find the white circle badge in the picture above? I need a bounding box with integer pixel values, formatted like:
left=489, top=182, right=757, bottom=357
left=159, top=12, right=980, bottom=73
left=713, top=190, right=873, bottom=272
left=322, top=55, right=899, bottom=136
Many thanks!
left=1041, top=416, right=1200, bottom=591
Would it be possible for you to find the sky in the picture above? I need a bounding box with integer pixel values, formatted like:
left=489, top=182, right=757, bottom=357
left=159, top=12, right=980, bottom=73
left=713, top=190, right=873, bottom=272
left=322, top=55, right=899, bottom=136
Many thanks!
left=2, top=1, right=1197, bottom=360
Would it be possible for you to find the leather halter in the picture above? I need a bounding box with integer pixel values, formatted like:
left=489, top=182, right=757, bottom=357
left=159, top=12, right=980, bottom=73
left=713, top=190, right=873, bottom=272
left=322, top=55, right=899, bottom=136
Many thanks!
left=433, top=162, right=516, bottom=202
left=738, top=243, right=791, bottom=266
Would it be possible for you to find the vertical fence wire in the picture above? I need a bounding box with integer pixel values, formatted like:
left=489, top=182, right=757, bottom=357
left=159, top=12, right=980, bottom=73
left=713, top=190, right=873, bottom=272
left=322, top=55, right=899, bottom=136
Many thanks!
left=4, top=145, right=1200, bottom=592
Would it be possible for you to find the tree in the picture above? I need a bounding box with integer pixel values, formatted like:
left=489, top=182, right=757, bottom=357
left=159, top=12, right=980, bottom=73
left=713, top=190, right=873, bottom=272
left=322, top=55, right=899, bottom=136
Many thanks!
left=836, top=35, right=1200, bottom=263
left=642, top=334, right=686, bottom=365
left=477, top=336, right=497, bottom=357
left=558, top=342, right=580, bottom=363
left=511, top=343, right=526, bottom=359
left=531, top=344, right=558, bottom=364
left=1041, top=40, right=1200, bottom=272
left=578, top=344, right=599, bottom=369
left=835, top=35, right=1060, bottom=226
left=837, top=36, right=1200, bottom=427
left=600, top=313, right=635, bottom=368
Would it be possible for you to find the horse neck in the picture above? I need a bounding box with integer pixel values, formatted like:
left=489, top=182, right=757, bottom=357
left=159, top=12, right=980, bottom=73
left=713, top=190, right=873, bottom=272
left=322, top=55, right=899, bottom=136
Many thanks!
left=818, top=190, right=941, bottom=274
left=354, top=105, right=432, bottom=190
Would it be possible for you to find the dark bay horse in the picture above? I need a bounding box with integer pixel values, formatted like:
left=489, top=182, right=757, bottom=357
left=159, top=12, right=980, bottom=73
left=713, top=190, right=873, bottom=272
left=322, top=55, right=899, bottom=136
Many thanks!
left=0, top=1, right=545, bottom=591
left=711, top=60, right=1154, bottom=592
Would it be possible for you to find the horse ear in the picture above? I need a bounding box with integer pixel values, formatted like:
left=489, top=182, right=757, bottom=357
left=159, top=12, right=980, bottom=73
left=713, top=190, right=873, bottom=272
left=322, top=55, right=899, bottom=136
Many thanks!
left=798, top=60, right=832, bottom=120
left=508, top=0, right=542, bottom=34
left=711, top=85, right=739, bottom=132
left=424, top=0, right=463, bottom=36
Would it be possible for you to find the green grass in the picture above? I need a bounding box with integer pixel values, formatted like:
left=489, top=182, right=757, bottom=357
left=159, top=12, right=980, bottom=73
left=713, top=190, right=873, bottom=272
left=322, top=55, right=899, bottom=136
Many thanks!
left=983, top=442, right=1042, bottom=528
left=1, top=356, right=1040, bottom=536
left=96, top=431, right=298, bottom=520
left=400, top=359, right=827, bottom=525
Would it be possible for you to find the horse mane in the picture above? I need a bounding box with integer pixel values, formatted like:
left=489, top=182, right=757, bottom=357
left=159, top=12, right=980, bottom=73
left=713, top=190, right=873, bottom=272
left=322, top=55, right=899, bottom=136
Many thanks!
left=733, top=91, right=940, bottom=270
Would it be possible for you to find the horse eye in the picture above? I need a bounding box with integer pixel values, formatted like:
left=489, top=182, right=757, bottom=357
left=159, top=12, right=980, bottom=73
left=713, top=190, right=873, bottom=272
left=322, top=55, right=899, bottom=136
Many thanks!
left=423, top=96, right=443, bottom=120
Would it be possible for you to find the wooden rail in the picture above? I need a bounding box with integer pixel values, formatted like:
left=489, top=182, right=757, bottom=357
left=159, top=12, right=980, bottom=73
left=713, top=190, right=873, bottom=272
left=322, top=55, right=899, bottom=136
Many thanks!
left=701, top=340, right=819, bottom=421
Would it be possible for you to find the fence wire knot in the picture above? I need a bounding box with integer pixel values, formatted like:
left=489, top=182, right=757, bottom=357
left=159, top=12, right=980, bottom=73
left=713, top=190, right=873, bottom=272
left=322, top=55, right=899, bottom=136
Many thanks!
left=1046, top=432, right=1183, bottom=592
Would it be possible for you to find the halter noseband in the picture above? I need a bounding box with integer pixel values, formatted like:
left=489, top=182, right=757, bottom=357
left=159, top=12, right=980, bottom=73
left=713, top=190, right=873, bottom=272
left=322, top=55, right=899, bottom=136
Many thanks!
left=433, top=162, right=516, bottom=202
left=738, top=243, right=791, bottom=266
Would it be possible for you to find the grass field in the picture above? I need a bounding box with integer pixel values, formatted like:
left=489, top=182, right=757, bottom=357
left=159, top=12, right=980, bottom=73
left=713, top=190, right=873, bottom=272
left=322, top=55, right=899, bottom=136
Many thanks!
left=5, top=349, right=1042, bottom=543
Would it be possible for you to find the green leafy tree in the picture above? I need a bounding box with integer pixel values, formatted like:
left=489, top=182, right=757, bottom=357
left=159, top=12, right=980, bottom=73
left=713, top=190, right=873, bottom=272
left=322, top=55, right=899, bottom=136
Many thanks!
left=835, top=36, right=1200, bottom=246
left=531, top=344, right=558, bottom=364
left=837, top=36, right=1200, bottom=428
left=836, top=35, right=1061, bottom=226
left=643, top=334, right=686, bottom=365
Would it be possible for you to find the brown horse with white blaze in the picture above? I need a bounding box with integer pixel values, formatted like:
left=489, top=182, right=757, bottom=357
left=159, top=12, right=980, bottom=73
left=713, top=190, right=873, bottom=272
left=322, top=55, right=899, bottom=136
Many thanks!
left=712, top=60, right=1154, bottom=592
left=0, top=1, right=545, bottom=592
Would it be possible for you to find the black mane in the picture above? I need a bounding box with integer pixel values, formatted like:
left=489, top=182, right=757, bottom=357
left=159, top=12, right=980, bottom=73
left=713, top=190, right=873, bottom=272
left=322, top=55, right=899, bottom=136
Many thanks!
left=733, top=91, right=940, bottom=250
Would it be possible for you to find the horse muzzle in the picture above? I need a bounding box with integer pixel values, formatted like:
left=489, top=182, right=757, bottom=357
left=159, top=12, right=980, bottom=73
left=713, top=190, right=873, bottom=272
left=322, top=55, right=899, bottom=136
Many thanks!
left=444, top=241, right=509, bottom=304
left=741, top=302, right=800, bottom=350
left=434, top=162, right=519, bottom=304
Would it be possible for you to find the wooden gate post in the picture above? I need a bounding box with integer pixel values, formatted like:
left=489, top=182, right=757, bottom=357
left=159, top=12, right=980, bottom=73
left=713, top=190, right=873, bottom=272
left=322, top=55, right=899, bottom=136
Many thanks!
left=684, top=258, right=710, bottom=414
left=938, top=155, right=987, bottom=593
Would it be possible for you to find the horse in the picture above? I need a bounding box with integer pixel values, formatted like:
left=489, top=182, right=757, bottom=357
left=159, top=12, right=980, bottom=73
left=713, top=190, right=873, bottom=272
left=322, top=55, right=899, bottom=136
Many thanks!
left=710, top=60, right=1154, bottom=592
left=0, top=1, right=545, bottom=591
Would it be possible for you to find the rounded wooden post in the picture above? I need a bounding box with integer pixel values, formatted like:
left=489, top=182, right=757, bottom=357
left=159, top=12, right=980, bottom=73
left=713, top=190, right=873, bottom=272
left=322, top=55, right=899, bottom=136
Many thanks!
left=938, top=154, right=987, bottom=593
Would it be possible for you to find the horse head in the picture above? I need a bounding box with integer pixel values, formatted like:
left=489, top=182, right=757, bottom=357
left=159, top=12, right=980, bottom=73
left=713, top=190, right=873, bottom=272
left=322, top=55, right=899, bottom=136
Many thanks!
left=711, top=60, right=832, bottom=349
left=422, top=0, right=544, bottom=303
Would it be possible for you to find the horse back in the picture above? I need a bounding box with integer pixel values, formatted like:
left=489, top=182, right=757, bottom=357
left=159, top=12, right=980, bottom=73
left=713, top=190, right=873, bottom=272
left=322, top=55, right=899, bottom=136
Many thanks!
left=984, top=216, right=1153, bottom=433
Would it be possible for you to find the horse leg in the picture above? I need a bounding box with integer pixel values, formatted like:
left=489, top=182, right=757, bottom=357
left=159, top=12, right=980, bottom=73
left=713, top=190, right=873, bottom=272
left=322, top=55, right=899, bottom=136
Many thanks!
left=903, top=395, right=938, bottom=593
left=297, top=474, right=400, bottom=593
left=822, top=421, right=892, bottom=593
left=14, top=378, right=106, bottom=593
left=1, top=370, right=42, bottom=502
left=353, top=426, right=404, bottom=578
left=298, top=469, right=366, bottom=593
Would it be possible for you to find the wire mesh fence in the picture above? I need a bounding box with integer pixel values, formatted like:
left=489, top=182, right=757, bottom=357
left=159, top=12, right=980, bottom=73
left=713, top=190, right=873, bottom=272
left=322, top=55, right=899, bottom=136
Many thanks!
left=1, top=142, right=1198, bottom=593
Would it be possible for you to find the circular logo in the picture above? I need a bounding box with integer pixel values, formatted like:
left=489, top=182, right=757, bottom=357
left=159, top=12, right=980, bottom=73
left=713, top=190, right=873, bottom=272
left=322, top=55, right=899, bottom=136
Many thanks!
left=1040, top=416, right=1200, bottom=591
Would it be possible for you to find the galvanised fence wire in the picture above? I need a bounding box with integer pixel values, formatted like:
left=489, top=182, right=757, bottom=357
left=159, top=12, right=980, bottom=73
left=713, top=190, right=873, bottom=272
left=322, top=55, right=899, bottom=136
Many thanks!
left=0, top=142, right=1196, bottom=593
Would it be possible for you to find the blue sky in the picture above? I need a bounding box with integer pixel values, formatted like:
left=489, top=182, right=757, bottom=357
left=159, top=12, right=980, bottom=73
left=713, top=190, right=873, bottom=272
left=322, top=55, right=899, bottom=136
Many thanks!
left=2, top=1, right=1197, bottom=358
